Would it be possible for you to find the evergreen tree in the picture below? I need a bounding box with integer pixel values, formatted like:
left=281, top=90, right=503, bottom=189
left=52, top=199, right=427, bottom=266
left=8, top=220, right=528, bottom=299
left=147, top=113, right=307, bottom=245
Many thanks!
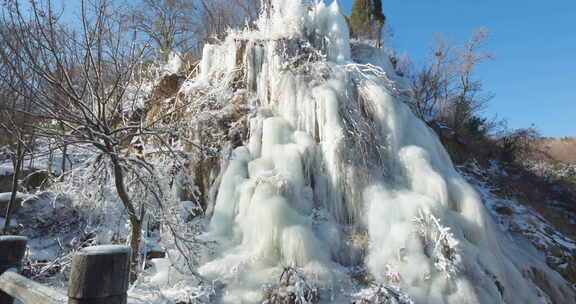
left=349, top=0, right=386, bottom=46
left=349, top=0, right=372, bottom=39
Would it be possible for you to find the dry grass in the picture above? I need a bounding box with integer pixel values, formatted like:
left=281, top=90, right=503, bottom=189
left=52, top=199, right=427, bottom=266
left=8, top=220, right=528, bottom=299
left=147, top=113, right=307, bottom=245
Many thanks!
left=535, top=137, right=576, bottom=164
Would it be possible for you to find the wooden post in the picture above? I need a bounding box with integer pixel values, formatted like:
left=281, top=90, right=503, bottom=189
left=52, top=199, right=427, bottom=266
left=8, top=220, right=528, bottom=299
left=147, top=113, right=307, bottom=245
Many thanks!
left=67, top=245, right=131, bottom=304
left=0, top=236, right=27, bottom=304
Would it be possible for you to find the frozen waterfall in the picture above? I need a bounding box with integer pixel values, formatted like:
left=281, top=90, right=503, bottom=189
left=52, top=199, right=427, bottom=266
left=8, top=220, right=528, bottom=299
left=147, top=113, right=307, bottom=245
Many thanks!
left=182, top=1, right=572, bottom=303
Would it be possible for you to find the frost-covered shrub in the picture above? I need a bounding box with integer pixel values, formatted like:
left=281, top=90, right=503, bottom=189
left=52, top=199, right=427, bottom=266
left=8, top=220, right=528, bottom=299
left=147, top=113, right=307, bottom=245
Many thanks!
left=262, top=267, right=319, bottom=304
left=522, top=160, right=576, bottom=184
left=18, top=192, right=84, bottom=237
left=496, top=127, right=540, bottom=163
left=48, top=160, right=129, bottom=243
left=129, top=274, right=222, bottom=304
left=412, top=209, right=461, bottom=277
left=352, top=282, right=414, bottom=304
left=14, top=191, right=91, bottom=286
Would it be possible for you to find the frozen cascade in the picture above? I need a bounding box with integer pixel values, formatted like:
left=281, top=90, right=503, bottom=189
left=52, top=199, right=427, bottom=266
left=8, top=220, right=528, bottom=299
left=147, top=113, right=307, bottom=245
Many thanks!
left=183, top=1, right=574, bottom=303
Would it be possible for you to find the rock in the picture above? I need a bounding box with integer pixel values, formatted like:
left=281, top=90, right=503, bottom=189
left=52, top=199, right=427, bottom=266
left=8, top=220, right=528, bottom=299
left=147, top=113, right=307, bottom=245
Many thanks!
left=21, top=170, right=51, bottom=190
left=494, top=206, right=514, bottom=216
left=144, top=73, right=186, bottom=126
left=0, top=167, right=47, bottom=192
left=152, top=74, right=185, bottom=100
left=147, top=250, right=166, bottom=260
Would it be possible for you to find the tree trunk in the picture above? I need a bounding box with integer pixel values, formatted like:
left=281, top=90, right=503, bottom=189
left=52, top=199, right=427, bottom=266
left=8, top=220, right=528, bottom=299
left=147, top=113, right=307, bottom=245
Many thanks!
left=59, top=121, right=67, bottom=180
left=110, top=154, right=143, bottom=283
left=60, top=144, right=67, bottom=175
left=128, top=216, right=142, bottom=283
left=3, top=142, right=23, bottom=235
left=376, top=23, right=383, bottom=48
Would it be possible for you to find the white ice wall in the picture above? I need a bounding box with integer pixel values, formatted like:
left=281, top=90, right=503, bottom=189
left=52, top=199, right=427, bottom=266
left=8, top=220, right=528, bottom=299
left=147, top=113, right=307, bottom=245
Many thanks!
left=188, top=1, right=566, bottom=303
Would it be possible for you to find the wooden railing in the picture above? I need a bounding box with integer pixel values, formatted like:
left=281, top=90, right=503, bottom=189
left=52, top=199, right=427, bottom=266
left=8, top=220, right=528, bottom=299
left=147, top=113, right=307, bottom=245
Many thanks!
left=0, top=236, right=130, bottom=304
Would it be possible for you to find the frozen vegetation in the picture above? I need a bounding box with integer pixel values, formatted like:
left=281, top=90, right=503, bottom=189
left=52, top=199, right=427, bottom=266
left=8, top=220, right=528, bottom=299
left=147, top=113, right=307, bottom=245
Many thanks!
left=3, top=1, right=575, bottom=303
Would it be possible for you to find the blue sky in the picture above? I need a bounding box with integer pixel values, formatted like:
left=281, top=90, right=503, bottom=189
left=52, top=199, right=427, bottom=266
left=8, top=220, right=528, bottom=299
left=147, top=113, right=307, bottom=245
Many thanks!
left=338, top=0, right=576, bottom=137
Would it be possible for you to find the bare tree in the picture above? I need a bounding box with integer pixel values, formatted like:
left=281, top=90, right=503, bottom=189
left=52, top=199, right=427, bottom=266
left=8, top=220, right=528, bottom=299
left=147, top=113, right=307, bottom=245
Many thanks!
left=128, top=0, right=260, bottom=59
left=408, top=29, right=493, bottom=136
left=0, top=0, right=185, bottom=281
left=447, top=28, right=493, bottom=132
left=408, top=35, right=456, bottom=122
left=0, top=102, right=34, bottom=235
left=196, top=0, right=260, bottom=41
left=0, top=22, right=40, bottom=234
left=129, top=0, right=198, bottom=59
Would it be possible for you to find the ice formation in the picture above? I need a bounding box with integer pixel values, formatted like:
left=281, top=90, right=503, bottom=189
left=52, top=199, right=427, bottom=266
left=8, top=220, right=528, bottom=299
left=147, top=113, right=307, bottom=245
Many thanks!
left=182, top=1, right=573, bottom=303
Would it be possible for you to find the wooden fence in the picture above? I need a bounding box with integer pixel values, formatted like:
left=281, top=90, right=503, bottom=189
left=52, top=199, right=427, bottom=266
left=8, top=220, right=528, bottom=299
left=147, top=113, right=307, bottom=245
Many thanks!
left=0, top=236, right=130, bottom=304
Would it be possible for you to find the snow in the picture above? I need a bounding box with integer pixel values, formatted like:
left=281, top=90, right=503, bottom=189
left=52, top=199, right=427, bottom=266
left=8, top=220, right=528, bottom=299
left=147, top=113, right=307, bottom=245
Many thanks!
left=163, top=52, right=183, bottom=75
left=0, top=142, right=92, bottom=177
left=459, top=160, right=576, bottom=283
left=79, top=244, right=130, bottom=255
left=0, top=164, right=13, bottom=176
left=26, top=238, right=61, bottom=261
left=124, top=80, right=154, bottom=113
left=0, top=219, right=12, bottom=234
left=0, top=235, right=23, bottom=242
left=0, top=192, right=32, bottom=202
